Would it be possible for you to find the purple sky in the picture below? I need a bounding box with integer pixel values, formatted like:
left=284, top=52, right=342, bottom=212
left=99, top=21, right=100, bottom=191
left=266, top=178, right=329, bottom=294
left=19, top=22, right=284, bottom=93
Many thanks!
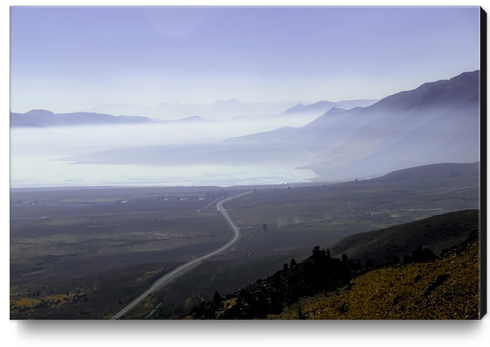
left=10, top=6, right=480, bottom=113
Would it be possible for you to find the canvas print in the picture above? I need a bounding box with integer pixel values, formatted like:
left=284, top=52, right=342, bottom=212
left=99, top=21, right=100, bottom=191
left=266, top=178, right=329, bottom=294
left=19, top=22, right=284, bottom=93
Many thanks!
left=10, top=6, right=485, bottom=320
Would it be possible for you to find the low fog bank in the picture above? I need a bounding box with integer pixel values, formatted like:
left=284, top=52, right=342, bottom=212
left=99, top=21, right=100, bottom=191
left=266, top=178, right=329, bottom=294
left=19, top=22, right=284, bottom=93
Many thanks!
left=11, top=114, right=320, bottom=158
left=10, top=71, right=480, bottom=188
left=52, top=70, right=481, bottom=185
left=10, top=114, right=322, bottom=188
left=10, top=159, right=318, bottom=188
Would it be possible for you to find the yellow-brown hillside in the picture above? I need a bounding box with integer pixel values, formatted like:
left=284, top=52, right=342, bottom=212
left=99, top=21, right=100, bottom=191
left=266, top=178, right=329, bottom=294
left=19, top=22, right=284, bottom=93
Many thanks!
left=269, top=235, right=480, bottom=320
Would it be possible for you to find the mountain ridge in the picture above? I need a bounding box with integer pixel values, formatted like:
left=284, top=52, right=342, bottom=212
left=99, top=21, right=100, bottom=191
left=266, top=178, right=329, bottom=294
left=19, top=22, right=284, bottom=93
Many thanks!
left=10, top=110, right=154, bottom=128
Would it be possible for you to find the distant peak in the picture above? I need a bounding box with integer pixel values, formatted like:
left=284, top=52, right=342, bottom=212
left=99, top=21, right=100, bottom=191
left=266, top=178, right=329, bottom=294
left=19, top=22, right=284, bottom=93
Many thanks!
left=25, top=109, right=56, bottom=116
left=180, top=115, right=207, bottom=122
left=281, top=103, right=306, bottom=115
left=326, top=107, right=346, bottom=113
left=289, top=103, right=305, bottom=110
left=213, top=99, right=241, bottom=104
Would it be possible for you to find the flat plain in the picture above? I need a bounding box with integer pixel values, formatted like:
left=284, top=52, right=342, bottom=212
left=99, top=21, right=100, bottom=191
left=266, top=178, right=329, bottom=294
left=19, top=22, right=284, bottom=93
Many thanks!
left=10, top=169, right=479, bottom=319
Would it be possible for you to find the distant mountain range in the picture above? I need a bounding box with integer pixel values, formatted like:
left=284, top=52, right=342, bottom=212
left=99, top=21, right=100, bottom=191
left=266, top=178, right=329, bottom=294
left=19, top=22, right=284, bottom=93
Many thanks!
left=10, top=110, right=154, bottom=128
left=10, top=98, right=379, bottom=128
left=58, top=70, right=480, bottom=182
left=81, top=99, right=304, bottom=120
left=281, top=99, right=377, bottom=116
left=79, top=99, right=378, bottom=120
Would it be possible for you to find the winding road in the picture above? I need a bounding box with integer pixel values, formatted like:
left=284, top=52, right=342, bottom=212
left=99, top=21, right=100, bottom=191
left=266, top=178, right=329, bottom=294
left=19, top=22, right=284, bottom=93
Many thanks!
left=348, top=201, right=355, bottom=217
left=110, top=190, right=252, bottom=320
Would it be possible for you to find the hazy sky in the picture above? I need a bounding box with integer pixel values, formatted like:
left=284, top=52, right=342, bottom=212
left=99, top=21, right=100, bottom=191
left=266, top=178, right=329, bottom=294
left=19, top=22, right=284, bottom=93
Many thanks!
left=10, top=6, right=480, bottom=113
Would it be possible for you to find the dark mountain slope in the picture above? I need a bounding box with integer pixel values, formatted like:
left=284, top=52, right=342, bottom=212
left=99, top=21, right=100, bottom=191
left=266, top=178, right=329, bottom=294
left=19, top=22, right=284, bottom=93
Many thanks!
left=371, top=162, right=479, bottom=182
left=271, top=230, right=481, bottom=320
left=329, top=209, right=479, bottom=265
left=369, top=70, right=479, bottom=111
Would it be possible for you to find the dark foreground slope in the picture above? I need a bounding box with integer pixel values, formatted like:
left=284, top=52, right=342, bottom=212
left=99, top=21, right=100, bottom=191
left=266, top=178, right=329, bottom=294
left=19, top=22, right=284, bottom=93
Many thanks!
left=186, top=210, right=482, bottom=320
left=271, top=230, right=481, bottom=320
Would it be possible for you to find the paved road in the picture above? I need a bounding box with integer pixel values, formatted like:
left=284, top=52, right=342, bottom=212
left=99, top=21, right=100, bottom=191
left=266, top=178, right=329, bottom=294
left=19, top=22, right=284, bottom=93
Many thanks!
left=110, top=190, right=252, bottom=320
left=200, top=198, right=221, bottom=211
left=348, top=201, right=355, bottom=217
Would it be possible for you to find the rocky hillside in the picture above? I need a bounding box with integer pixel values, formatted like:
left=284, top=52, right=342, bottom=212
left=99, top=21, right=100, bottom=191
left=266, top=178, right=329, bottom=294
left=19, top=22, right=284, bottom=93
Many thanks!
left=186, top=211, right=482, bottom=320
left=188, top=245, right=360, bottom=319
left=271, top=230, right=481, bottom=320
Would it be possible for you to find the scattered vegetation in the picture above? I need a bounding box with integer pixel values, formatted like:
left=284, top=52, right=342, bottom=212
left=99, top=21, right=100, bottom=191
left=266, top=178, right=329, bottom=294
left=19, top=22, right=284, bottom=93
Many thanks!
left=187, top=227, right=481, bottom=320
left=271, top=231, right=480, bottom=320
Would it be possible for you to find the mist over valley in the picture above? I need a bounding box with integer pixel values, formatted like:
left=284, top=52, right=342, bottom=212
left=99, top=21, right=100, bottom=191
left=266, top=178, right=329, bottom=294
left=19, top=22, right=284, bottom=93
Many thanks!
left=10, top=97, right=381, bottom=187
left=11, top=70, right=479, bottom=187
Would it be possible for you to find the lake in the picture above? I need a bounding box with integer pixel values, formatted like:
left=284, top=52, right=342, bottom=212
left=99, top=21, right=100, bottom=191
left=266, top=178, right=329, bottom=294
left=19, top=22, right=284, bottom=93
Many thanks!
left=10, top=120, right=319, bottom=188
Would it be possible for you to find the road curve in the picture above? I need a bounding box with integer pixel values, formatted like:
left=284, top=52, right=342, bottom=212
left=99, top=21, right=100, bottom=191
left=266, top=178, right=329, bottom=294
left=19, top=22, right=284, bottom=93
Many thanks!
left=348, top=201, right=355, bottom=217
left=110, top=190, right=253, bottom=320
